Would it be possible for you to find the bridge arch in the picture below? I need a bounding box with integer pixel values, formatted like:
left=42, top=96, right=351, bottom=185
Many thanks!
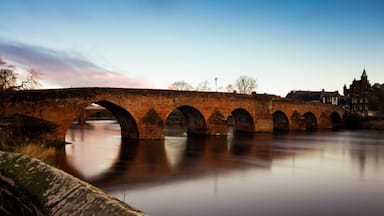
left=273, top=110, right=289, bottom=131
left=96, top=101, right=139, bottom=139
left=166, top=105, right=207, bottom=136
left=303, top=112, right=317, bottom=130
left=230, top=108, right=255, bottom=133
left=67, top=100, right=139, bottom=141
left=330, top=111, right=343, bottom=128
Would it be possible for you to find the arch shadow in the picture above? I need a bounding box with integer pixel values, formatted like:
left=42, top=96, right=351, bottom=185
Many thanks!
left=330, top=112, right=343, bottom=129
left=303, top=112, right=317, bottom=130
left=165, top=105, right=207, bottom=136
left=230, top=108, right=255, bottom=133
left=273, top=110, right=289, bottom=131
left=96, top=101, right=139, bottom=140
left=65, top=100, right=138, bottom=144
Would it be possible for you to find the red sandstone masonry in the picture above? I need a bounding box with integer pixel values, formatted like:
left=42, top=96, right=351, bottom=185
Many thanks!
left=3, top=88, right=344, bottom=143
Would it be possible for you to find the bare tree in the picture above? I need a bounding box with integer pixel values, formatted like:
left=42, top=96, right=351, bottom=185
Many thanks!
left=0, top=60, right=16, bottom=91
left=0, top=58, right=41, bottom=91
left=195, top=81, right=212, bottom=92
left=235, top=75, right=257, bottom=94
left=168, top=80, right=193, bottom=91
left=226, top=84, right=234, bottom=93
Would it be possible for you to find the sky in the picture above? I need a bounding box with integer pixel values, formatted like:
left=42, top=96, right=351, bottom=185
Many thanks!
left=0, top=0, right=383, bottom=96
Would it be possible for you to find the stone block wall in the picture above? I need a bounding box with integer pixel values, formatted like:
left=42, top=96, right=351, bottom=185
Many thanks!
left=0, top=173, right=43, bottom=216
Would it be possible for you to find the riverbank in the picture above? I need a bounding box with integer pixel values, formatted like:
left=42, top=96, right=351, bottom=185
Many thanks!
left=344, top=115, right=384, bottom=130
left=361, top=119, right=384, bottom=130
left=0, top=151, right=147, bottom=216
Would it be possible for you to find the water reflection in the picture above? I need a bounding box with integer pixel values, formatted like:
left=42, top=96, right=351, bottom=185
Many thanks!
left=164, top=137, right=187, bottom=171
left=59, top=121, right=384, bottom=216
left=59, top=121, right=123, bottom=180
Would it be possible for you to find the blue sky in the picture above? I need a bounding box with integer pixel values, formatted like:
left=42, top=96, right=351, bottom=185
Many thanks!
left=0, top=0, right=383, bottom=96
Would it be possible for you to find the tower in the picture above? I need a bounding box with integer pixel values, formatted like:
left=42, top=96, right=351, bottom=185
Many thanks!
left=343, top=84, right=348, bottom=96
left=361, top=69, right=368, bottom=89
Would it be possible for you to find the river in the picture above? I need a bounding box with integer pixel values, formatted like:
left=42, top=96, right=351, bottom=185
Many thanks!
left=58, top=120, right=384, bottom=216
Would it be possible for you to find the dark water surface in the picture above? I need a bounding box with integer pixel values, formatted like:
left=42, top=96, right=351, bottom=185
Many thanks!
left=59, top=121, right=384, bottom=216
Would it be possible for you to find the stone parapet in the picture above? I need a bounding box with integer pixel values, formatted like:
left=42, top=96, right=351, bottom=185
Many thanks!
left=0, top=151, right=147, bottom=216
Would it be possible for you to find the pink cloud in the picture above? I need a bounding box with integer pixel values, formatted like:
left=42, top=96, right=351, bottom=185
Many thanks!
left=0, top=41, right=154, bottom=89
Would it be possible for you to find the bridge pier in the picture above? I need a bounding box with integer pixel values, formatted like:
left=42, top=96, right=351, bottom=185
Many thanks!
left=289, top=111, right=306, bottom=130
left=254, top=118, right=273, bottom=133
left=136, top=123, right=165, bottom=139
left=318, top=113, right=333, bottom=129
left=206, top=109, right=228, bottom=135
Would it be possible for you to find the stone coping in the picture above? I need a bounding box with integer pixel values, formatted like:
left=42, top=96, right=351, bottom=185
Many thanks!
left=0, top=151, right=147, bottom=216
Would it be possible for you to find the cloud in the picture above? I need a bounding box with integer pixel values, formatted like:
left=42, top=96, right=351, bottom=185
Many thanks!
left=0, top=41, right=154, bottom=88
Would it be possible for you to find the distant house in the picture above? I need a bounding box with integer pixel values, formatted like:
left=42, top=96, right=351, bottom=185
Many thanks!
left=286, top=90, right=340, bottom=105
left=344, top=69, right=370, bottom=96
left=372, top=84, right=384, bottom=118
left=343, top=69, right=384, bottom=118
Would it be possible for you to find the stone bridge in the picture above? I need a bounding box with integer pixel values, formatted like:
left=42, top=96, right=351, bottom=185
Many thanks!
left=1, top=88, right=344, bottom=143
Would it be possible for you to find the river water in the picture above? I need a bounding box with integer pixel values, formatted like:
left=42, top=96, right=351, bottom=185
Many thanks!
left=59, top=120, right=384, bottom=216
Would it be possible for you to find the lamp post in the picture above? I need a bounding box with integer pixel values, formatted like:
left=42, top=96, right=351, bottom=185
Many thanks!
left=215, top=77, right=218, bottom=92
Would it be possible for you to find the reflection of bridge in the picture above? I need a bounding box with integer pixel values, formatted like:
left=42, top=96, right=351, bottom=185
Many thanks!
left=58, top=133, right=310, bottom=189
left=4, top=88, right=344, bottom=142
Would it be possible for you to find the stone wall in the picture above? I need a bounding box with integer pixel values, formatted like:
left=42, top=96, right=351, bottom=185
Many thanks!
left=0, top=151, right=147, bottom=216
left=0, top=172, right=43, bottom=215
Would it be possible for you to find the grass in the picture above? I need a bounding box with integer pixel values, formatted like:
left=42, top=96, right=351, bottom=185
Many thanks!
left=1, top=141, right=57, bottom=164
left=15, top=144, right=56, bottom=162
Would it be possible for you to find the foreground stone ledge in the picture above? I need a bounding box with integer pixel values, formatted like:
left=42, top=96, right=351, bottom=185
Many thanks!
left=0, top=151, right=147, bottom=216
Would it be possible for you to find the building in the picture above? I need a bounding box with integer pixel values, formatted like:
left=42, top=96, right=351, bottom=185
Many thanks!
left=344, top=69, right=370, bottom=97
left=286, top=90, right=340, bottom=105
left=372, top=84, right=384, bottom=118
left=343, top=69, right=384, bottom=118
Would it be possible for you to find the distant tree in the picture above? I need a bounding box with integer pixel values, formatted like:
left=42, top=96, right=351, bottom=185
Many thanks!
left=217, top=86, right=225, bottom=92
left=0, top=58, right=41, bottom=91
left=1, top=58, right=41, bottom=116
left=226, top=84, right=234, bottom=93
left=195, top=81, right=212, bottom=92
left=168, top=80, right=193, bottom=91
left=235, top=75, right=257, bottom=94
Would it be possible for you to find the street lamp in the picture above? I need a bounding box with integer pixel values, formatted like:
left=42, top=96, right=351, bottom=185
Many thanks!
left=215, top=77, right=218, bottom=92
